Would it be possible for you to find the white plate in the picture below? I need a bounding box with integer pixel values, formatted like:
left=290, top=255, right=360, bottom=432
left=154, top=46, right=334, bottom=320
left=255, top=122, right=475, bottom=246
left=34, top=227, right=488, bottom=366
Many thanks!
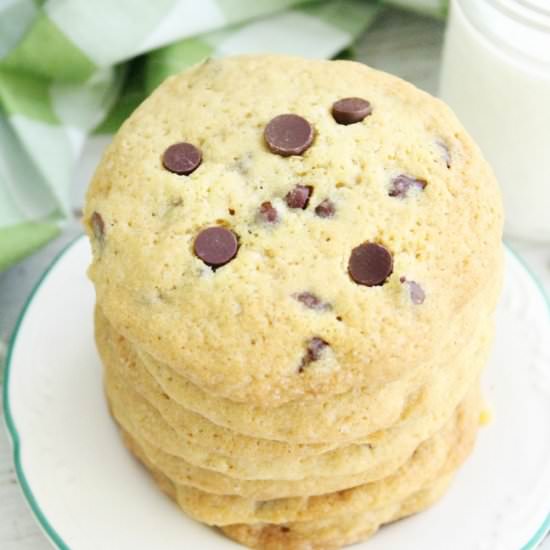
left=3, top=237, right=550, bottom=550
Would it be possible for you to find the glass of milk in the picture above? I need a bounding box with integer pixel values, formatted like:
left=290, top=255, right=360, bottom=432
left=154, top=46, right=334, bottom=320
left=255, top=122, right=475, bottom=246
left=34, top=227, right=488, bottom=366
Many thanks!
left=440, top=0, right=550, bottom=241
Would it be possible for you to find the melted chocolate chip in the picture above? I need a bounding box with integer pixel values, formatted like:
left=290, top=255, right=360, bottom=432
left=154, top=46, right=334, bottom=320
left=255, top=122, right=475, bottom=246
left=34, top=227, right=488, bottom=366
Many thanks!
left=258, top=201, right=278, bottom=223
left=400, top=277, right=425, bottom=304
left=162, top=142, right=202, bottom=175
left=299, top=337, right=329, bottom=372
left=264, top=114, right=314, bottom=157
left=348, top=243, right=393, bottom=286
left=332, top=97, right=372, bottom=125
left=194, top=227, right=238, bottom=268
left=389, top=174, right=427, bottom=198
left=293, top=292, right=331, bottom=311
left=314, top=199, right=335, bottom=218
left=285, top=185, right=313, bottom=209
left=91, top=212, right=105, bottom=241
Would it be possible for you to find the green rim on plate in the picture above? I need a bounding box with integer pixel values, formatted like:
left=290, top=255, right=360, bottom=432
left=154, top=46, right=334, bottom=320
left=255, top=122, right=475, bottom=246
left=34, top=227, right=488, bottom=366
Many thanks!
left=2, top=237, right=550, bottom=550
left=2, top=236, right=80, bottom=550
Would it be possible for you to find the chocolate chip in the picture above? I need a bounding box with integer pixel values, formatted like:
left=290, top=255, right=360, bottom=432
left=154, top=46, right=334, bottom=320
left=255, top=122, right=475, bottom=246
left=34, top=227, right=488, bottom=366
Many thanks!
left=389, top=174, right=427, bottom=198
left=299, top=337, right=329, bottom=372
left=348, top=243, right=393, bottom=286
left=194, top=227, right=238, bottom=268
left=314, top=199, right=335, bottom=218
left=293, top=292, right=331, bottom=311
left=437, top=139, right=452, bottom=168
left=285, top=185, right=312, bottom=209
left=400, top=277, right=425, bottom=304
left=264, top=114, right=314, bottom=157
left=91, top=212, right=105, bottom=241
left=258, top=201, right=278, bottom=224
left=332, top=97, right=372, bottom=125
left=162, top=142, right=202, bottom=175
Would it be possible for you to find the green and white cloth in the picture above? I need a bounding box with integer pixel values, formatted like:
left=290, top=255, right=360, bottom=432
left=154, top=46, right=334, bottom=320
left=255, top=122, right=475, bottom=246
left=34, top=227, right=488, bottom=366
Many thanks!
left=0, top=0, right=448, bottom=272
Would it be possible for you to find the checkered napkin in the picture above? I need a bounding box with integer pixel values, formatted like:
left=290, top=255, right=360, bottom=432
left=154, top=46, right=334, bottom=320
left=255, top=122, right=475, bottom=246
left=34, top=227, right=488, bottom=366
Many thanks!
left=0, top=0, right=447, bottom=271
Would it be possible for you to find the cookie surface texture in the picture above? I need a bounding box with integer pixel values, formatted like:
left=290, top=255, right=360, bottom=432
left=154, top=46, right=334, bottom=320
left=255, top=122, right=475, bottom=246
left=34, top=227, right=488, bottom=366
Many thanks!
left=85, top=54, right=503, bottom=405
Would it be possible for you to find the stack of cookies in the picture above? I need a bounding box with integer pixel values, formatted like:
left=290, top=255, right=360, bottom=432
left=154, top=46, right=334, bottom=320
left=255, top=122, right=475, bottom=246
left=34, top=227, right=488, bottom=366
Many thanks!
left=85, top=55, right=503, bottom=549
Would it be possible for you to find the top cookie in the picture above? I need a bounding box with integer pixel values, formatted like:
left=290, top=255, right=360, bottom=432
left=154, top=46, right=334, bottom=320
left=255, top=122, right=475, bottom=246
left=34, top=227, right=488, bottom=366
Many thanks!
left=84, top=55, right=502, bottom=405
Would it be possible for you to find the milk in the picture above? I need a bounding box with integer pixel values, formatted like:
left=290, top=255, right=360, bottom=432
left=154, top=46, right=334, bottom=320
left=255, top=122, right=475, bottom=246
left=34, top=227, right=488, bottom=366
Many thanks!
left=440, top=0, right=550, bottom=241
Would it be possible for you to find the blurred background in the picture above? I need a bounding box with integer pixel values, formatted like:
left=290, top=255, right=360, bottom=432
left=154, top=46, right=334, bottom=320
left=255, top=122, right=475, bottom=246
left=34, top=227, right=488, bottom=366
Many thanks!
left=1, top=1, right=549, bottom=547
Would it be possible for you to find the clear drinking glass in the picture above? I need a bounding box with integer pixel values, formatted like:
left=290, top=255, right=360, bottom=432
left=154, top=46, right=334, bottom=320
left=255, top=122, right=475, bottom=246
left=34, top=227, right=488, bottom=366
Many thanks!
left=440, top=0, right=550, bottom=241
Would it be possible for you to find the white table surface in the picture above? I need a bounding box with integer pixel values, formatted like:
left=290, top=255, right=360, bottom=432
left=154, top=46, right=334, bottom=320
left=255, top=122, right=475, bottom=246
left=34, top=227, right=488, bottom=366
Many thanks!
left=1, top=8, right=549, bottom=550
